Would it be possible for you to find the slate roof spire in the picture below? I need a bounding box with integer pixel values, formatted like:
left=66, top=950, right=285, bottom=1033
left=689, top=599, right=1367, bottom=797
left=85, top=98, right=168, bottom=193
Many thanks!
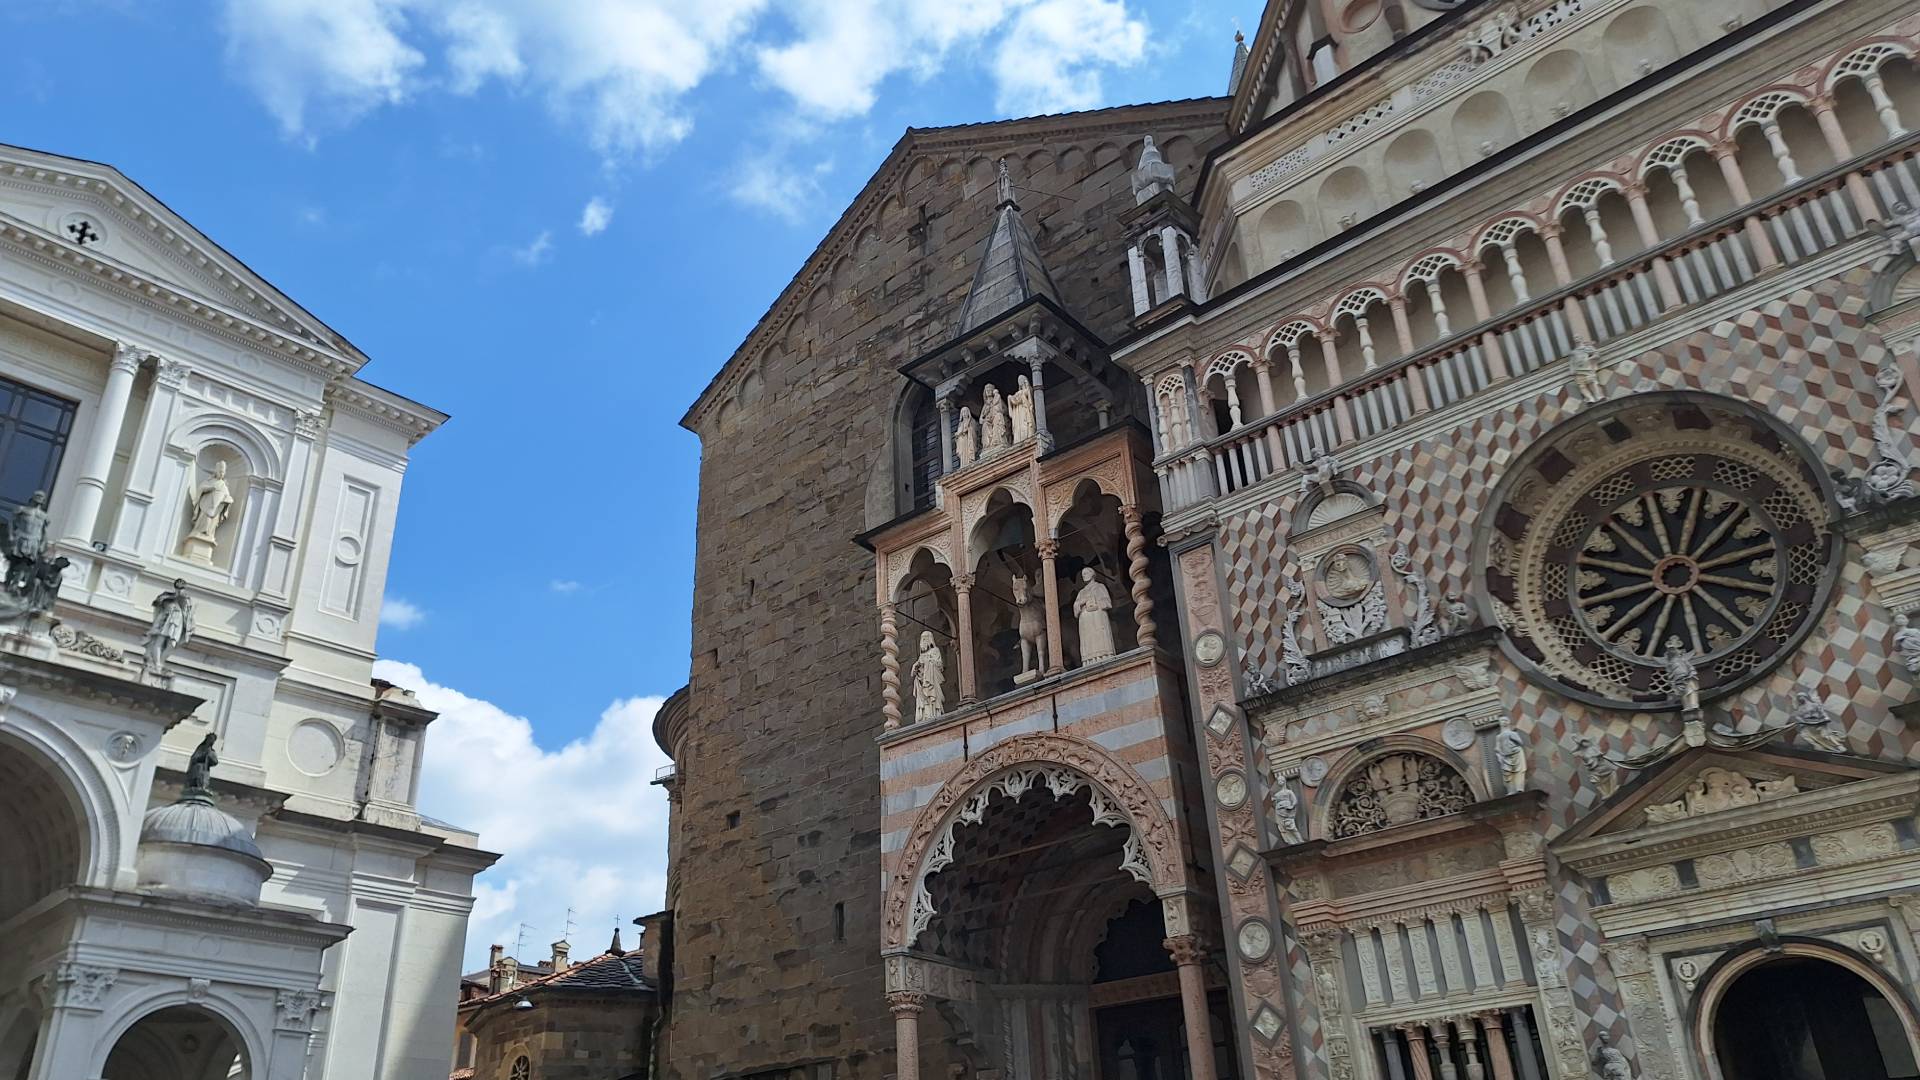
left=956, top=158, right=1062, bottom=335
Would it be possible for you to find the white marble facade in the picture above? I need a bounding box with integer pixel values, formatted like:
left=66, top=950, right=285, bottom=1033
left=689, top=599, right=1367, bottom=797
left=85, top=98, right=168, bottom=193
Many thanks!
left=0, top=145, right=494, bottom=1079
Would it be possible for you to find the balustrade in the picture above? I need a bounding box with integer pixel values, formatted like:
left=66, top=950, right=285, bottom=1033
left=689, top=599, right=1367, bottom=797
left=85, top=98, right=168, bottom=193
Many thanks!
left=1162, top=136, right=1920, bottom=509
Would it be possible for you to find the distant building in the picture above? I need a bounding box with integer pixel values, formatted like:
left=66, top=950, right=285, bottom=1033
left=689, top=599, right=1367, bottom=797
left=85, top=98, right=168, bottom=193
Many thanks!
left=454, top=931, right=661, bottom=1080
left=0, top=144, right=497, bottom=1079
left=659, top=1, right=1920, bottom=1079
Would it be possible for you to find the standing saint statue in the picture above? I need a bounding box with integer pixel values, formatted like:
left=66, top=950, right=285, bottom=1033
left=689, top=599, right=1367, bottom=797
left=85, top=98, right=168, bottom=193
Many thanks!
left=184, top=733, right=219, bottom=799
left=1495, top=717, right=1528, bottom=793
left=1592, top=1034, right=1632, bottom=1080
left=1007, top=375, right=1035, bottom=444
left=980, top=384, right=1011, bottom=453
left=955, top=407, right=979, bottom=467
left=1274, top=784, right=1304, bottom=845
left=1663, top=638, right=1701, bottom=713
left=186, top=460, right=235, bottom=545
left=5, top=491, right=50, bottom=561
left=1895, top=613, right=1920, bottom=675
left=141, top=579, right=195, bottom=677
left=909, top=631, right=945, bottom=724
left=1073, top=567, right=1117, bottom=664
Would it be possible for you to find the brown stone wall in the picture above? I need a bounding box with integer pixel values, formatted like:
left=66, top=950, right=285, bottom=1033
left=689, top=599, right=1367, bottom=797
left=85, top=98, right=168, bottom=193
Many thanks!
left=668, top=102, right=1226, bottom=1080
left=469, top=998, right=653, bottom=1080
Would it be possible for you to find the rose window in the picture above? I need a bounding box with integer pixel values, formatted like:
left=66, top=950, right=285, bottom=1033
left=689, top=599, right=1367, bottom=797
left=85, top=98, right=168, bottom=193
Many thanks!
left=1480, top=397, right=1836, bottom=710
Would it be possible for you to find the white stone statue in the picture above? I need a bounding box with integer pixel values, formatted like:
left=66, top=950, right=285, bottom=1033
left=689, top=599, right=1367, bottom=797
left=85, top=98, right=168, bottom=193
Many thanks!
left=981, top=385, right=1011, bottom=453
left=1010, top=572, right=1047, bottom=684
left=4, top=490, right=50, bottom=561
left=1663, top=638, right=1701, bottom=713
left=1790, top=687, right=1846, bottom=752
left=1895, top=613, right=1920, bottom=675
left=141, top=578, right=195, bottom=677
left=1593, top=1033, right=1632, bottom=1080
left=1495, top=718, right=1528, bottom=793
left=1573, top=735, right=1618, bottom=796
left=1274, top=784, right=1305, bottom=845
left=1008, top=375, right=1035, bottom=444
left=186, top=460, right=235, bottom=546
left=1568, top=341, right=1604, bottom=405
left=909, top=631, right=945, bottom=723
left=1073, top=567, right=1117, bottom=664
left=955, top=407, right=979, bottom=467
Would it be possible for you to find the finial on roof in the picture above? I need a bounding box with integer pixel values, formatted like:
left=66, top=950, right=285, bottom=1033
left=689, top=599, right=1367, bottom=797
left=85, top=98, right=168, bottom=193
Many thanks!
left=1132, top=136, right=1176, bottom=205
left=997, top=158, right=1014, bottom=208
left=1229, top=27, right=1251, bottom=93
left=608, top=926, right=625, bottom=956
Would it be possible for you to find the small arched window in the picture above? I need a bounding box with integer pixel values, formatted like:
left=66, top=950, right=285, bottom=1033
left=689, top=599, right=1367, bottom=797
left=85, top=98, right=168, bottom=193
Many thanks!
left=510, top=1056, right=532, bottom=1080
left=907, top=389, right=941, bottom=513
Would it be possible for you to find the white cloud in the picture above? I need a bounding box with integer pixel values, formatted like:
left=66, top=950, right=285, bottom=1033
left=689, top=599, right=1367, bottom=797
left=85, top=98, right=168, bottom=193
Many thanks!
left=728, top=151, right=834, bottom=222
left=993, top=0, right=1148, bottom=117
left=220, top=0, right=1151, bottom=159
left=510, top=229, right=553, bottom=266
left=549, top=579, right=583, bottom=594
left=374, top=659, right=673, bottom=969
left=380, top=597, right=427, bottom=629
left=577, top=197, right=614, bottom=237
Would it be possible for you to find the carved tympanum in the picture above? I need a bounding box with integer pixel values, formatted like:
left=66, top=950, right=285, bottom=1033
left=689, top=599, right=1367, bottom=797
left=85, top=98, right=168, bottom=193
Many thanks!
left=1642, top=767, right=1799, bottom=824
left=1329, top=753, right=1473, bottom=838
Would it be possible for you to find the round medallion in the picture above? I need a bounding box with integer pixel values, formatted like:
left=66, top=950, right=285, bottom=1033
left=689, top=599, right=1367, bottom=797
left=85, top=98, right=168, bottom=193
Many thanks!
left=1441, top=717, right=1476, bottom=751
left=288, top=719, right=343, bottom=777
left=1476, top=395, right=1837, bottom=710
left=1214, top=771, right=1248, bottom=809
left=105, top=731, right=144, bottom=764
left=1193, top=631, right=1226, bottom=667
left=1300, top=757, right=1329, bottom=786
left=1237, top=919, right=1274, bottom=962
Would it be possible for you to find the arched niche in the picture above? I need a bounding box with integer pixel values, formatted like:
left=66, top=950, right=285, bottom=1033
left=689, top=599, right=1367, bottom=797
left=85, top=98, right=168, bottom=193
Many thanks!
left=1521, top=51, right=1597, bottom=131
left=967, top=489, right=1040, bottom=695
left=1601, top=6, right=1680, bottom=89
left=1315, top=741, right=1485, bottom=841
left=1256, top=199, right=1311, bottom=266
left=892, top=548, right=957, bottom=722
left=1318, top=165, right=1380, bottom=234
left=1452, top=90, right=1519, bottom=159
left=1055, top=480, right=1136, bottom=668
left=1383, top=128, right=1447, bottom=197
left=1291, top=480, right=1376, bottom=535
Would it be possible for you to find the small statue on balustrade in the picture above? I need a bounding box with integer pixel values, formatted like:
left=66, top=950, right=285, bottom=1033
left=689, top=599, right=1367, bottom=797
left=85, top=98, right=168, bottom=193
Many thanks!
left=1008, top=375, right=1035, bottom=444
left=981, top=384, right=1011, bottom=453
left=1010, top=572, right=1048, bottom=685
left=910, top=631, right=945, bottom=723
left=1073, top=568, right=1117, bottom=664
left=955, top=407, right=979, bottom=468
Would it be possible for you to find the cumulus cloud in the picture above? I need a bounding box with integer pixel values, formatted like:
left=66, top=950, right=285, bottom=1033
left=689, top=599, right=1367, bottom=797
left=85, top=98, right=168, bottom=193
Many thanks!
left=380, top=597, right=427, bottom=629
left=577, top=197, right=614, bottom=236
left=510, top=230, right=553, bottom=266
left=374, top=659, right=673, bottom=969
left=220, top=0, right=1151, bottom=158
left=728, top=151, right=834, bottom=222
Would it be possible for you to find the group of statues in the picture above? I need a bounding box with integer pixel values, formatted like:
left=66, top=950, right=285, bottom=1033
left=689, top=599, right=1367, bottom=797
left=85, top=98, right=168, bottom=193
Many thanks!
left=0, top=492, right=68, bottom=626
left=953, top=377, right=1036, bottom=468
left=905, top=563, right=1119, bottom=721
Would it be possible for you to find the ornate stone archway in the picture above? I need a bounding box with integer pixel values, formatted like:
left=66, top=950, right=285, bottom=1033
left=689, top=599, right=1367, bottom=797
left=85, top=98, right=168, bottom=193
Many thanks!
left=881, top=732, right=1183, bottom=951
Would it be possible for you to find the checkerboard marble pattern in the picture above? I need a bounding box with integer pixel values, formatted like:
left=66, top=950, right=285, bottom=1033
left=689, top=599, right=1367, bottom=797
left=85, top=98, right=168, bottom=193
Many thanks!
left=1212, top=266, right=1920, bottom=1068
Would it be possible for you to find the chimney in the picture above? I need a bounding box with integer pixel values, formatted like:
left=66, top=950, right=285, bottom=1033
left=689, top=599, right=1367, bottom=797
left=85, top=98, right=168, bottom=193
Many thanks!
left=551, top=939, right=571, bottom=971
left=500, top=955, right=520, bottom=990
left=488, top=945, right=506, bottom=994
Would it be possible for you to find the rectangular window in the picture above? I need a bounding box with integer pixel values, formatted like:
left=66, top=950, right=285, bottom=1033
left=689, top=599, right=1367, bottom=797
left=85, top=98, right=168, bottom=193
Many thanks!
left=0, top=373, right=77, bottom=515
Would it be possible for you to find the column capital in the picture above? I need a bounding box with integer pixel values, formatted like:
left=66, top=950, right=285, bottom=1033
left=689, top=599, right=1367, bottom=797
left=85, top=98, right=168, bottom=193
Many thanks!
left=888, top=990, right=930, bottom=1017
left=1473, top=1009, right=1507, bottom=1027
left=154, top=357, right=191, bottom=389
left=110, top=340, right=147, bottom=372
left=1709, top=138, right=1740, bottom=161
left=1163, top=934, right=1207, bottom=965
left=1621, top=177, right=1649, bottom=199
left=1036, top=538, right=1059, bottom=560
left=1121, top=503, right=1143, bottom=526
left=953, top=573, right=974, bottom=593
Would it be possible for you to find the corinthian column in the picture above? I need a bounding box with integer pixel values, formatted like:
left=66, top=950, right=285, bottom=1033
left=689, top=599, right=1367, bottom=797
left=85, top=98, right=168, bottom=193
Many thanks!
left=1038, top=539, right=1065, bottom=675
left=889, top=991, right=928, bottom=1080
left=64, top=341, right=144, bottom=543
left=1164, top=936, right=1218, bottom=1080
left=954, top=574, right=979, bottom=704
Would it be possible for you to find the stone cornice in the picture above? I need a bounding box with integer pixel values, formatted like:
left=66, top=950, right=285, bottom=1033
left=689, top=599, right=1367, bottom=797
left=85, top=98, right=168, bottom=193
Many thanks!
left=1246, top=627, right=1501, bottom=716
left=681, top=98, right=1227, bottom=434
left=0, top=649, right=202, bottom=720
left=327, top=380, right=447, bottom=447
left=37, top=885, right=351, bottom=949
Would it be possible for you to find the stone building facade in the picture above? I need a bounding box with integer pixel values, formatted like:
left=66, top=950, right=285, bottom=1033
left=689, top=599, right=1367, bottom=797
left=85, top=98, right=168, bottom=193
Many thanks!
left=0, top=145, right=495, bottom=1079
left=669, top=0, right=1920, bottom=1079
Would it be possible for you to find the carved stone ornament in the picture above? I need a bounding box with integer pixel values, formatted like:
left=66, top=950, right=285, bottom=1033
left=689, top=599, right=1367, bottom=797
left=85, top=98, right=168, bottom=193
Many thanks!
left=1441, top=716, right=1476, bottom=751
left=1833, top=360, right=1916, bottom=513
left=105, top=731, right=144, bottom=765
left=276, top=989, right=324, bottom=1030
left=1300, top=757, right=1329, bottom=786
left=1236, top=919, right=1275, bottom=962
left=1280, top=576, right=1311, bottom=684
left=1329, top=753, right=1473, bottom=838
left=1193, top=630, right=1225, bottom=666
left=1244, top=664, right=1283, bottom=698
left=51, top=623, right=127, bottom=664
left=1215, top=771, right=1249, bottom=809
left=1392, top=547, right=1442, bottom=646
left=1642, top=767, right=1799, bottom=824
left=53, top=963, right=116, bottom=1009
left=1894, top=613, right=1920, bottom=674
left=1479, top=397, right=1836, bottom=711
left=1316, top=548, right=1387, bottom=645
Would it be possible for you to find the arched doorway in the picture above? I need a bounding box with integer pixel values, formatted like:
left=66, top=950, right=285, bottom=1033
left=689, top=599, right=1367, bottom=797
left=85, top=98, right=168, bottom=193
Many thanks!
left=1711, top=956, right=1920, bottom=1080
left=101, top=1005, right=250, bottom=1080
left=0, top=735, right=91, bottom=1080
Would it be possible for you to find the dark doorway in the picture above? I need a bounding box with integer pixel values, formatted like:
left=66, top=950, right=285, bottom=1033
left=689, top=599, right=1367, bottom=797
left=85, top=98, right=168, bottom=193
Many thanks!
left=1712, top=956, right=1920, bottom=1080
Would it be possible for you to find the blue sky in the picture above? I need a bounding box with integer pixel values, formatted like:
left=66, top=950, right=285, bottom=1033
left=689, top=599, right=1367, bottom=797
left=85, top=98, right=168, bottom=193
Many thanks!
left=5, top=0, right=1238, bottom=966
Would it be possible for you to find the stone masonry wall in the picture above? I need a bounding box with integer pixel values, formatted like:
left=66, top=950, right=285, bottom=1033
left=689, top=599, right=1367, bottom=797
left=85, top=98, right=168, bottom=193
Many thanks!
left=667, top=102, right=1227, bottom=1080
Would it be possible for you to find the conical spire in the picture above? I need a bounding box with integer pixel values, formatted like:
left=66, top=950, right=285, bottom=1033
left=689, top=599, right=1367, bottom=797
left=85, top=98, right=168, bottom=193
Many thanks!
left=957, top=159, right=1062, bottom=335
left=607, top=926, right=625, bottom=956
left=1228, top=30, right=1249, bottom=94
left=1132, top=136, right=1176, bottom=205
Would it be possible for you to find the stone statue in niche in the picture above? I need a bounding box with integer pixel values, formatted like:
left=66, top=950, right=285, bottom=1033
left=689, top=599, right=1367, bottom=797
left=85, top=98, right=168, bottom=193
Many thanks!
left=955, top=407, right=979, bottom=467
left=1442, top=594, right=1474, bottom=635
left=1496, top=717, right=1528, bottom=793
left=1008, top=375, right=1035, bottom=444
left=184, top=733, right=219, bottom=799
left=1592, top=1033, right=1632, bottom=1080
left=1573, top=735, right=1618, bottom=796
left=1274, top=783, right=1304, bottom=845
left=183, top=460, right=236, bottom=564
left=1010, top=572, right=1048, bottom=685
left=909, top=631, right=945, bottom=723
left=141, top=579, right=195, bottom=678
left=980, top=384, right=1011, bottom=454
left=1073, top=568, right=1117, bottom=664
left=1895, top=613, right=1920, bottom=675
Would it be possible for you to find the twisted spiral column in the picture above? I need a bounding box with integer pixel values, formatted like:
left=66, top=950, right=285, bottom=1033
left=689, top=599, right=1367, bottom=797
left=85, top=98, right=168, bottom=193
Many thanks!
left=1122, top=506, right=1157, bottom=651
left=880, top=603, right=901, bottom=730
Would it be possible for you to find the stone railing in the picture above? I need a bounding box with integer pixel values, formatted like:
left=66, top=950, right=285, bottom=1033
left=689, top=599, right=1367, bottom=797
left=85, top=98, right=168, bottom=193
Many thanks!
left=1160, top=137, right=1920, bottom=514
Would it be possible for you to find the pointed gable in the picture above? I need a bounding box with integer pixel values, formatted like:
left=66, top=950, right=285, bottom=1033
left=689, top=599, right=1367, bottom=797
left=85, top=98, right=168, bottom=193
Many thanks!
left=956, top=160, right=1062, bottom=335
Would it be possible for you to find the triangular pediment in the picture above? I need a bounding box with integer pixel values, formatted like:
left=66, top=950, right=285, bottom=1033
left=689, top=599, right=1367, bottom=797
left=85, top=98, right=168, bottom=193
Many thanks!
left=0, top=145, right=358, bottom=366
left=1557, top=746, right=1907, bottom=844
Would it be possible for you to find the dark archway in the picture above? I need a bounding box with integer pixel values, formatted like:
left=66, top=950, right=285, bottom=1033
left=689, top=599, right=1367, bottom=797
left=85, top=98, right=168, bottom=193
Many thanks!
left=102, top=1005, right=250, bottom=1080
left=1712, top=956, right=1920, bottom=1080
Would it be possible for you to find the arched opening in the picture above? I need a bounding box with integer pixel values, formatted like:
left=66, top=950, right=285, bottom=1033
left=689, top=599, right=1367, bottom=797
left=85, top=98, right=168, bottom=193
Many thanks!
left=897, top=384, right=941, bottom=515
left=894, top=549, right=956, bottom=724
left=0, top=737, right=86, bottom=928
left=1601, top=6, right=1680, bottom=88
left=1319, top=166, right=1380, bottom=235
left=1521, top=50, right=1597, bottom=131
left=1257, top=200, right=1311, bottom=267
left=1711, top=955, right=1920, bottom=1080
left=1054, top=481, right=1138, bottom=668
left=1383, top=128, right=1447, bottom=197
left=102, top=1005, right=250, bottom=1080
left=968, top=491, right=1040, bottom=695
